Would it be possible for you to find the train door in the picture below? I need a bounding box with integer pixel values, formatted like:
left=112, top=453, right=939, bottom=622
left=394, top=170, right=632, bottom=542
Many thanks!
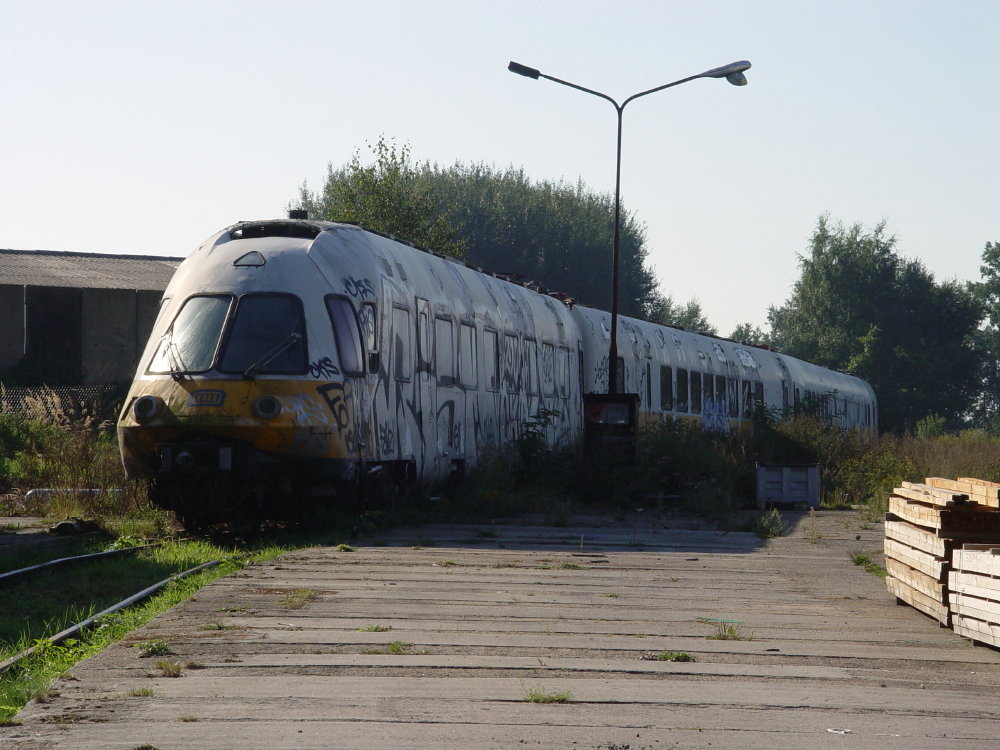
left=458, top=320, right=478, bottom=466
left=355, top=296, right=380, bottom=462
left=432, top=313, right=458, bottom=480
left=414, top=297, right=435, bottom=481
left=387, top=303, right=416, bottom=464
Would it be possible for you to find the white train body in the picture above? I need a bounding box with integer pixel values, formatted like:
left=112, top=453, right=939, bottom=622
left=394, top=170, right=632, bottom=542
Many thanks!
left=573, top=307, right=876, bottom=432
left=117, top=219, right=875, bottom=524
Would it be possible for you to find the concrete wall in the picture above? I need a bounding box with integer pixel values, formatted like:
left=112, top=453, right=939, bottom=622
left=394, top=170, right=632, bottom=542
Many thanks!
left=82, top=288, right=135, bottom=384
left=0, top=285, right=24, bottom=371
left=1, top=285, right=165, bottom=386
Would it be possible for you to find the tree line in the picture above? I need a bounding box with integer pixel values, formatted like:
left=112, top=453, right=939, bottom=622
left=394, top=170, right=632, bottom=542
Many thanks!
left=297, top=137, right=997, bottom=434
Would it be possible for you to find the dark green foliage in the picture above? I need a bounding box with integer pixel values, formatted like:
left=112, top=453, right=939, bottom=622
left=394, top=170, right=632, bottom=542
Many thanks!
left=296, top=137, right=467, bottom=257
left=768, top=216, right=984, bottom=432
left=969, top=240, right=1000, bottom=429
left=728, top=322, right=771, bottom=348
left=647, top=294, right=718, bottom=334
left=297, top=137, right=660, bottom=318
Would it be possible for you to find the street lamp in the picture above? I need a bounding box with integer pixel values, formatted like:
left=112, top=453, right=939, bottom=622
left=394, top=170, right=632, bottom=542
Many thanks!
left=508, top=59, right=750, bottom=395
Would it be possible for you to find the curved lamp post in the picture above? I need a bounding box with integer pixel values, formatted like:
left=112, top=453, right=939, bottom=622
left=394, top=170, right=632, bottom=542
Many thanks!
left=508, top=59, right=751, bottom=394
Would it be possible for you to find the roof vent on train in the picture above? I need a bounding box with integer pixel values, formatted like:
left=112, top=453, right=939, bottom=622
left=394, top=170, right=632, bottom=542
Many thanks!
left=229, top=220, right=321, bottom=241
left=234, top=251, right=266, bottom=267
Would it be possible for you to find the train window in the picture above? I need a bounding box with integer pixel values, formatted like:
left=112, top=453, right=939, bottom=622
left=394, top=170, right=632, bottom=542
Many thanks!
left=728, top=378, right=739, bottom=418
left=782, top=381, right=789, bottom=410
left=542, top=343, right=556, bottom=397
left=325, top=296, right=364, bottom=376
left=754, top=382, right=764, bottom=413
left=434, top=316, right=455, bottom=386
left=559, top=347, right=571, bottom=398
left=392, top=305, right=412, bottom=382
left=742, top=380, right=753, bottom=419
left=716, top=375, right=726, bottom=413
left=219, top=294, right=307, bottom=375
left=484, top=329, right=499, bottom=391
left=416, top=301, right=431, bottom=381
left=460, top=323, right=477, bottom=388
left=521, top=339, right=535, bottom=394
left=616, top=357, right=625, bottom=394
left=360, top=301, right=378, bottom=373
left=660, top=366, right=673, bottom=411
left=676, top=368, right=689, bottom=413
left=148, top=294, right=232, bottom=374
left=504, top=334, right=519, bottom=394
left=703, top=372, right=714, bottom=405
left=645, top=363, right=652, bottom=407
left=690, top=371, right=702, bottom=414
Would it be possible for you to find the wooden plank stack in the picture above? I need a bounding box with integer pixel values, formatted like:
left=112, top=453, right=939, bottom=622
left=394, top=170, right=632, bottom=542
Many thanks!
left=884, top=479, right=1000, bottom=627
left=950, top=545, right=1000, bottom=648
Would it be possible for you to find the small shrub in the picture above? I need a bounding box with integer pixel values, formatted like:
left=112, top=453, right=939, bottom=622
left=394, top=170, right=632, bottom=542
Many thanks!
left=357, top=624, right=392, bottom=632
left=753, top=508, right=788, bottom=539
left=705, top=622, right=753, bottom=641
left=155, top=660, right=183, bottom=677
left=135, top=640, right=172, bottom=658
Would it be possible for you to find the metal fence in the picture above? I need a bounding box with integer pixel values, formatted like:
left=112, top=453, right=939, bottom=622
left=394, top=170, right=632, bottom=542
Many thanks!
left=0, top=384, right=125, bottom=423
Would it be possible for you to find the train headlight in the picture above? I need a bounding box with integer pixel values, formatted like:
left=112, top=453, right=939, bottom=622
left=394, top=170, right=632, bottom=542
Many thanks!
left=133, top=395, right=164, bottom=423
left=252, top=394, right=282, bottom=420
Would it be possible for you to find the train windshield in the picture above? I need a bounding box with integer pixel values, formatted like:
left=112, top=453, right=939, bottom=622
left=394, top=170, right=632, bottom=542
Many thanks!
left=218, top=294, right=307, bottom=376
left=148, top=293, right=307, bottom=376
left=148, top=295, right=232, bottom=375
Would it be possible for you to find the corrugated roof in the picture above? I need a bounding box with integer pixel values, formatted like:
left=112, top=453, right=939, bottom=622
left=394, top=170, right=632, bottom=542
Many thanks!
left=0, top=249, right=182, bottom=291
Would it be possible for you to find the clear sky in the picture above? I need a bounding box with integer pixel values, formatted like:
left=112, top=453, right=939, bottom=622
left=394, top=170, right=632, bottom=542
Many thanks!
left=2, top=0, right=997, bottom=334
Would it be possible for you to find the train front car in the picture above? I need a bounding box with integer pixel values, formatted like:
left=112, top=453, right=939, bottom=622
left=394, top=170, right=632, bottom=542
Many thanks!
left=117, top=220, right=378, bottom=527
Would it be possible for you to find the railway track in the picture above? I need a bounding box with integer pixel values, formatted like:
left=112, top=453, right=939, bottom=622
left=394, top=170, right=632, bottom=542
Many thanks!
left=0, top=544, right=223, bottom=676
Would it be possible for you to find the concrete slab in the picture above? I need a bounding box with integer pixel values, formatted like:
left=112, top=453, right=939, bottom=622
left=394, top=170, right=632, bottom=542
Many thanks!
left=5, top=509, right=1000, bottom=749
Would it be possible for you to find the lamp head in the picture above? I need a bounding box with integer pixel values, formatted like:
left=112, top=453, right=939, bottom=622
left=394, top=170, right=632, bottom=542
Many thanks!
left=508, top=61, right=541, bottom=79
left=700, top=60, right=751, bottom=85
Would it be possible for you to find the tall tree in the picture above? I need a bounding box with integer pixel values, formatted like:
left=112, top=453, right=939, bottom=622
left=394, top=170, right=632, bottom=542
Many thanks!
left=969, top=241, right=1000, bottom=429
left=769, top=216, right=984, bottom=432
left=646, top=293, right=718, bottom=334
left=729, top=322, right=771, bottom=348
left=416, top=163, right=658, bottom=318
left=297, top=138, right=466, bottom=257
left=297, top=138, right=659, bottom=318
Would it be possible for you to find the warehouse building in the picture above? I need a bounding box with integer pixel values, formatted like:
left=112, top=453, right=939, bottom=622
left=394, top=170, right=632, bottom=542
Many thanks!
left=0, top=249, right=182, bottom=386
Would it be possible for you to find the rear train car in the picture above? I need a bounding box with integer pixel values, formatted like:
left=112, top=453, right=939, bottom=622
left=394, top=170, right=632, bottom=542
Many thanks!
left=572, top=306, right=876, bottom=432
left=118, top=220, right=583, bottom=525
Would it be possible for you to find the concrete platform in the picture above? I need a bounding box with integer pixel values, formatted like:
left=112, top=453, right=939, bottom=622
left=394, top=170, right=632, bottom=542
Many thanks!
left=5, top=510, right=1000, bottom=749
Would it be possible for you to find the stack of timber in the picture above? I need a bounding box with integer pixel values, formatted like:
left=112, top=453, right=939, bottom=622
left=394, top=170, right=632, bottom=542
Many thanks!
left=884, top=479, right=1000, bottom=626
left=950, top=545, right=1000, bottom=648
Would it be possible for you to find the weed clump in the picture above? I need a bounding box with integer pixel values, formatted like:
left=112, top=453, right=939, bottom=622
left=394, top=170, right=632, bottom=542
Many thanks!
left=522, top=685, right=573, bottom=703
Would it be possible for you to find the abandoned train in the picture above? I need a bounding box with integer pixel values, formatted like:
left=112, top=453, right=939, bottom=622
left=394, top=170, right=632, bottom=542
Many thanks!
left=117, top=219, right=877, bottom=525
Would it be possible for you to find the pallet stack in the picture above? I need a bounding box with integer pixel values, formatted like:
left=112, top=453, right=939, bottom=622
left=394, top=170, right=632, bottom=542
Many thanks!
left=883, top=479, right=1000, bottom=627
left=950, top=545, right=1000, bottom=647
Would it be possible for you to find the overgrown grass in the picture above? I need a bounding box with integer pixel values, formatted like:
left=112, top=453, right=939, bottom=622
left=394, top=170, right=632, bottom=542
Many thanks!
left=0, top=542, right=287, bottom=723
left=0, top=398, right=166, bottom=537
left=436, top=413, right=1000, bottom=528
